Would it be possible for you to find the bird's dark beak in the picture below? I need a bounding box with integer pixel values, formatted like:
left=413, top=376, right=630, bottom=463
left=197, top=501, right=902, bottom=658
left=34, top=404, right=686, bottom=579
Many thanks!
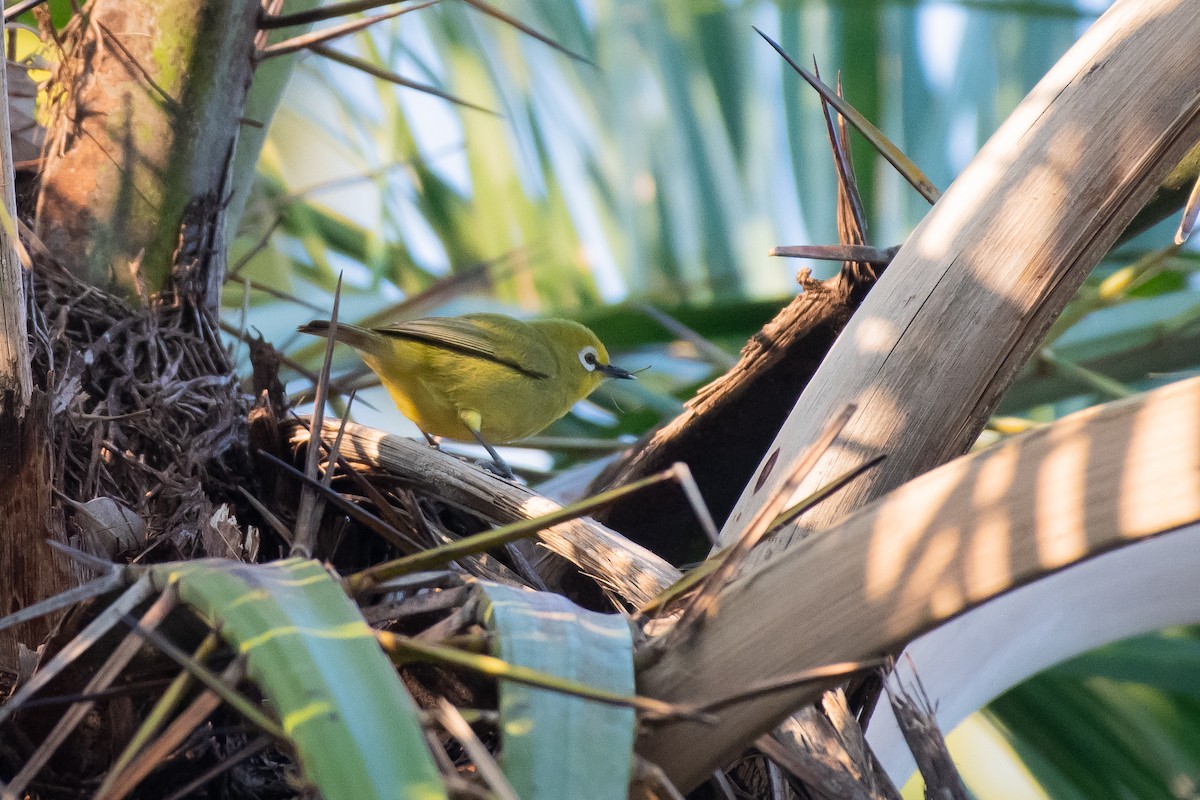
left=599, top=363, right=636, bottom=380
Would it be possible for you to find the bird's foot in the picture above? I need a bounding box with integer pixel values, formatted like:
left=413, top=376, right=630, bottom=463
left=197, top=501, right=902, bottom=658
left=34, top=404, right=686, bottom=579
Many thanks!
left=475, top=458, right=522, bottom=483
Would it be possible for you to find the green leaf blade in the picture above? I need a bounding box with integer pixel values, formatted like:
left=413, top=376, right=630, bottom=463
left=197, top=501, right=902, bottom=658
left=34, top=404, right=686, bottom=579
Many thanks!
left=478, top=581, right=636, bottom=800
left=153, top=558, right=446, bottom=800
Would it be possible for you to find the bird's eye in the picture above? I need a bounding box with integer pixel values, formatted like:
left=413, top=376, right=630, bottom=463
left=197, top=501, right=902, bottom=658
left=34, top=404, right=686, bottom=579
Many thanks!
left=578, top=346, right=599, bottom=371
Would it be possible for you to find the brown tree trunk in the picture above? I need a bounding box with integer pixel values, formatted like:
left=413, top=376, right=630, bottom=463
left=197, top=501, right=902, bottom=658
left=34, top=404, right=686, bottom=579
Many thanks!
left=0, top=392, right=70, bottom=670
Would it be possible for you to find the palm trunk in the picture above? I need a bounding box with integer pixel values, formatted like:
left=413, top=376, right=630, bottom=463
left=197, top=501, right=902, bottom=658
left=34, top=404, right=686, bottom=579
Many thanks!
left=0, top=21, right=69, bottom=665
left=34, top=0, right=261, bottom=305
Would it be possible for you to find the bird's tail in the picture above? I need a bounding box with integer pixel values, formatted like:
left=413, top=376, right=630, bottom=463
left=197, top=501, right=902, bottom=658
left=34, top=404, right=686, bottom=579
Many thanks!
left=297, top=320, right=382, bottom=353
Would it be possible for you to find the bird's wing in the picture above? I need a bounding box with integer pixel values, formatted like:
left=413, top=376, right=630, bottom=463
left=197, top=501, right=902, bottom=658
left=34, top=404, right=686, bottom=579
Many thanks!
left=374, top=315, right=554, bottom=379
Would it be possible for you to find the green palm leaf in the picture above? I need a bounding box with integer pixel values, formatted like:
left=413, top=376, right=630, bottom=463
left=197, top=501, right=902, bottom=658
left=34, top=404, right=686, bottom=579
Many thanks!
left=150, top=558, right=446, bottom=800
left=477, top=581, right=636, bottom=799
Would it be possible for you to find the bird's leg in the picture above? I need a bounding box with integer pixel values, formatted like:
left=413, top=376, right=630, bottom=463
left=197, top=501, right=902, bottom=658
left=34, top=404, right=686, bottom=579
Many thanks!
left=459, top=409, right=514, bottom=480
left=419, top=428, right=441, bottom=450
left=469, top=429, right=515, bottom=480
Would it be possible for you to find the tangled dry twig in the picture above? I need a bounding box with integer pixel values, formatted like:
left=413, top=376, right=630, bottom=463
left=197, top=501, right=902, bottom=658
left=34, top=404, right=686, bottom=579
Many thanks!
left=27, top=256, right=249, bottom=555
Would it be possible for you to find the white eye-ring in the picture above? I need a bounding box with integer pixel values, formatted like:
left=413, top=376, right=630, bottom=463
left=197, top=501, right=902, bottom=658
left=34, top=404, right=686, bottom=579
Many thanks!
left=578, top=346, right=599, bottom=371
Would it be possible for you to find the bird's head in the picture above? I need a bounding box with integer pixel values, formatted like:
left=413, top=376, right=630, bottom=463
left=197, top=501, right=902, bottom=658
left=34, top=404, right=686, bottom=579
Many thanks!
left=538, top=319, right=635, bottom=398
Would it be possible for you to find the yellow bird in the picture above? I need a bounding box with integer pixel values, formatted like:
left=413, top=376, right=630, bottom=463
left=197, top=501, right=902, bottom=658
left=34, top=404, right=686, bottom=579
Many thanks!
left=298, top=313, right=634, bottom=478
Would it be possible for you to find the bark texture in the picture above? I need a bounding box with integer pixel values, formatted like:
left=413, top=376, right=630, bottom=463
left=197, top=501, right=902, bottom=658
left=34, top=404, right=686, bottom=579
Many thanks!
left=0, top=391, right=71, bottom=670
